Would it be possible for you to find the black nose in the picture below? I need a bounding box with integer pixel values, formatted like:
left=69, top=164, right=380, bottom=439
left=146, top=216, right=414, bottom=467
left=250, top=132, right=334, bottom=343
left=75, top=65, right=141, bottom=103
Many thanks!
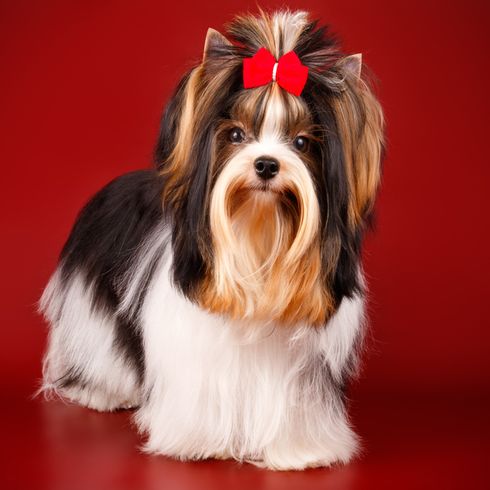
left=254, top=157, right=280, bottom=180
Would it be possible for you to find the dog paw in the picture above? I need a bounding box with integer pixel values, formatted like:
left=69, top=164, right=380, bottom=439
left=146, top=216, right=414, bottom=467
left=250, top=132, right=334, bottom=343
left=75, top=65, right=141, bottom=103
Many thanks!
left=63, top=385, right=140, bottom=412
left=258, top=438, right=359, bottom=470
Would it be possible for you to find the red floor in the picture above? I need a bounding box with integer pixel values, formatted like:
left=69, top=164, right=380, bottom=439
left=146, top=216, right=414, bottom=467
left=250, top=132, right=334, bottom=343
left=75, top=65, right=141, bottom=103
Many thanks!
left=2, top=382, right=488, bottom=490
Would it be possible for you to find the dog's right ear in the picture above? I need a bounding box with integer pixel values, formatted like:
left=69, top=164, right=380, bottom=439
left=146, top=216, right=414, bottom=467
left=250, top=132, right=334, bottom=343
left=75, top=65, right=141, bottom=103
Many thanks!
left=155, top=29, right=232, bottom=170
left=203, top=28, right=232, bottom=61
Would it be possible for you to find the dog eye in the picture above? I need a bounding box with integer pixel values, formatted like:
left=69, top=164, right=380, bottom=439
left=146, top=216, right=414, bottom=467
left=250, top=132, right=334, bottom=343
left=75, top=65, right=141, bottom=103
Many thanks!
left=229, top=127, right=245, bottom=144
left=293, top=136, right=309, bottom=152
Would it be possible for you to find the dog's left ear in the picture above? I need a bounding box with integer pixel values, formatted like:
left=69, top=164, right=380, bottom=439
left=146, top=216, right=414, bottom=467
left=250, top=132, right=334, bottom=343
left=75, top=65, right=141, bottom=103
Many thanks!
left=340, top=53, right=362, bottom=79
left=203, top=28, right=232, bottom=61
left=332, top=54, right=384, bottom=228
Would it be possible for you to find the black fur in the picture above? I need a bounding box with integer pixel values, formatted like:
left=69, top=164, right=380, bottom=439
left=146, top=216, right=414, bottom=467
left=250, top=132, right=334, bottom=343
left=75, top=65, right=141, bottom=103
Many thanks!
left=59, top=169, right=165, bottom=381
left=156, top=59, right=244, bottom=299
left=302, top=82, right=364, bottom=305
left=57, top=366, right=85, bottom=389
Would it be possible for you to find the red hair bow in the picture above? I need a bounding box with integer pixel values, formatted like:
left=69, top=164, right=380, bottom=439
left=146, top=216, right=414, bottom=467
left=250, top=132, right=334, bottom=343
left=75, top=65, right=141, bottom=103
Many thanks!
left=243, top=48, right=308, bottom=96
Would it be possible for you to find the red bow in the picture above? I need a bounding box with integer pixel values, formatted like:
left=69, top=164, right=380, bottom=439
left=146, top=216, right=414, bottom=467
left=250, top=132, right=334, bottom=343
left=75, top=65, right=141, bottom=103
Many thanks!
left=243, top=48, right=308, bottom=96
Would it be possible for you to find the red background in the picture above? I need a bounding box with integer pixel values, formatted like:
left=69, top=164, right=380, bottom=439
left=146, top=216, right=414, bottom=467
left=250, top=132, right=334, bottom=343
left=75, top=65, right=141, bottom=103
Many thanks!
left=1, top=1, right=489, bottom=489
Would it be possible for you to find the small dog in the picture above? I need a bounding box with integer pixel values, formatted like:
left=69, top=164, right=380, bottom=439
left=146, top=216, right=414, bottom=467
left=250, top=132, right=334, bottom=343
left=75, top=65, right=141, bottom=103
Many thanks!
left=39, top=10, right=384, bottom=470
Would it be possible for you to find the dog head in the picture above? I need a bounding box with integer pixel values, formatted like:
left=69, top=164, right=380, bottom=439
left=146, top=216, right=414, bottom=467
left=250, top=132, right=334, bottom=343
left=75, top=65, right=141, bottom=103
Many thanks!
left=155, top=10, right=384, bottom=326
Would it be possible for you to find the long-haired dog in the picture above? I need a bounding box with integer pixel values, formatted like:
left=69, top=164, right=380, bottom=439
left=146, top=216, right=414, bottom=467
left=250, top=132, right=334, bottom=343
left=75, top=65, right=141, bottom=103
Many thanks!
left=39, top=10, right=384, bottom=470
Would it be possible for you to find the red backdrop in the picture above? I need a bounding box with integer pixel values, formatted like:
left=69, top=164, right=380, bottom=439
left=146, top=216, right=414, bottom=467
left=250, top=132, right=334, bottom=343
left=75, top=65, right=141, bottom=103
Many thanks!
left=1, top=1, right=489, bottom=489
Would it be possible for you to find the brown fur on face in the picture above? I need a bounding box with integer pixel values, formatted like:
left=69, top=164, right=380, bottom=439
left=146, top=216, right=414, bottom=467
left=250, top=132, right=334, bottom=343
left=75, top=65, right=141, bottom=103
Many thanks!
left=200, top=190, right=335, bottom=326
left=196, top=84, right=335, bottom=326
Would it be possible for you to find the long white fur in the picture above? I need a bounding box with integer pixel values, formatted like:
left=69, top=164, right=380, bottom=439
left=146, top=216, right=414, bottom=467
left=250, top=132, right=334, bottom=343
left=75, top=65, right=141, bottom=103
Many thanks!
left=116, top=221, right=170, bottom=319
left=39, top=270, right=141, bottom=410
left=39, top=224, right=364, bottom=470
left=133, top=246, right=364, bottom=470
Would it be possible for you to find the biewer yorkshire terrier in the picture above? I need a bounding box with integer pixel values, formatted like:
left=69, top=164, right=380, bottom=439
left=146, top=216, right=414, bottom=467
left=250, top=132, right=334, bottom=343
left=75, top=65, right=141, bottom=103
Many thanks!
left=39, top=10, right=384, bottom=470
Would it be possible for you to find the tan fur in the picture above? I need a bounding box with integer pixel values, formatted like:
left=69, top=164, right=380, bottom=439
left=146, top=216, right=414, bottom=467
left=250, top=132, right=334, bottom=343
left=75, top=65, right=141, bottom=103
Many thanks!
left=161, top=66, right=202, bottom=204
left=332, top=76, right=384, bottom=228
left=191, top=76, right=334, bottom=326
left=201, top=189, right=334, bottom=326
left=230, top=9, right=309, bottom=59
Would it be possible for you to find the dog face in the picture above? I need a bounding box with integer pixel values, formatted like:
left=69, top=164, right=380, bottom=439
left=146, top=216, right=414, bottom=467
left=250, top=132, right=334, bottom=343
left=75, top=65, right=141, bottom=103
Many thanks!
left=155, top=11, right=384, bottom=326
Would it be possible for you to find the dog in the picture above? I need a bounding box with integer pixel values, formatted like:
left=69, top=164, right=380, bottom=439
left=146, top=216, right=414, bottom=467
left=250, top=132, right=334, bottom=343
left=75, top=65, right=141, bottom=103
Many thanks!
left=39, top=10, right=384, bottom=470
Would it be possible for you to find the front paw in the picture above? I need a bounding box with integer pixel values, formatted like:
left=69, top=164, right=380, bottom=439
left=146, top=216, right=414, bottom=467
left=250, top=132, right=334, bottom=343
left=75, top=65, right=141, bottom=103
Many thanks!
left=258, top=436, right=359, bottom=470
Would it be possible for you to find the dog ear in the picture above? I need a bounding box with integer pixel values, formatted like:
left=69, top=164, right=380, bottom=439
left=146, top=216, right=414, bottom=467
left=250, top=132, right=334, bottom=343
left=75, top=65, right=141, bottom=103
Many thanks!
left=339, top=53, right=362, bottom=80
left=203, top=28, right=232, bottom=61
left=155, top=29, right=230, bottom=170
left=331, top=57, right=384, bottom=228
left=314, top=54, right=383, bottom=303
